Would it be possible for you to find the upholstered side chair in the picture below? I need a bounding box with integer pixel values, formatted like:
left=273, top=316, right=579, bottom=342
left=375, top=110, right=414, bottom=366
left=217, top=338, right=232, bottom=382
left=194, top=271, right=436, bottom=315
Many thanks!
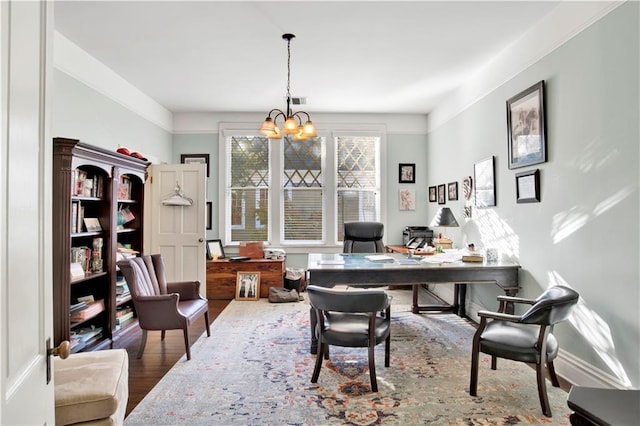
left=307, top=285, right=391, bottom=392
left=117, top=254, right=211, bottom=360
left=469, top=285, right=580, bottom=417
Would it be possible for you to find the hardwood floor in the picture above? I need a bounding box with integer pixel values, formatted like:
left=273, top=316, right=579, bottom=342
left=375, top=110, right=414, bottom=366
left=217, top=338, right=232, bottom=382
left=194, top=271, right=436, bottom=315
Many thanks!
left=121, top=297, right=571, bottom=419
left=121, top=299, right=230, bottom=418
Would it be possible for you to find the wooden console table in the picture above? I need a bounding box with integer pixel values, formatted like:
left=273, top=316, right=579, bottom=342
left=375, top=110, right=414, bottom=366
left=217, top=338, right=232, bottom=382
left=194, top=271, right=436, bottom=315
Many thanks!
left=206, top=258, right=284, bottom=300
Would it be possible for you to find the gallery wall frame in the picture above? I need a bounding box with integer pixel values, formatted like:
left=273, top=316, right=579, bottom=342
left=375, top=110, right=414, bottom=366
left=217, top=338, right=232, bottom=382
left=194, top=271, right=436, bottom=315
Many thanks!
left=399, top=188, right=416, bottom=211
left=206, top=201, right=212, bottom=230
left=437, top=184, right=446, bottom=205
left=447, top=182, right=458, bottom=201
left=516, top=169, right=540, bottom=203
left=181, top=153, right=210, bottom=177
left=428, top=186, right=437, bottom=202
left=506, top=80, right=547, bottom=169
left=398, top=163, right=415, bottom=183
left=474, top=156, right=496, bottom=207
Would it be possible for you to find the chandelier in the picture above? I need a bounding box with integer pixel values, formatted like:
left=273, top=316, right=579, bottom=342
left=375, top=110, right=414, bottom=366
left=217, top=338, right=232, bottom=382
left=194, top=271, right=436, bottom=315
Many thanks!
left=260, top=33, right=316, bottom=141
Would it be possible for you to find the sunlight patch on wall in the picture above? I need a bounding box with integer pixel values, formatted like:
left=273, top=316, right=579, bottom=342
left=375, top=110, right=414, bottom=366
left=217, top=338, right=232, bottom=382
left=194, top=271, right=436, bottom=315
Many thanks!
left=593, top=186, right=634, bottom=217
left=474, top=208, right=519, bottom=258
left=548, top=271, right=632, bottom=387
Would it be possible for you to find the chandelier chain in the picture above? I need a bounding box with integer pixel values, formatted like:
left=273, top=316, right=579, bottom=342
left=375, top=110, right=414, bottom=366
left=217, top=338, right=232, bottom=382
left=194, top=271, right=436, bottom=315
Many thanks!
left=286, top=37, right=291, bottom=106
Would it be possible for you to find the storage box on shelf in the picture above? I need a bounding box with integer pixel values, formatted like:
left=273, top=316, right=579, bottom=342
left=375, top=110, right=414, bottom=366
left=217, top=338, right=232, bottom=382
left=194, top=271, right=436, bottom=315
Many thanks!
left=53, top=138, right=148, bottom=352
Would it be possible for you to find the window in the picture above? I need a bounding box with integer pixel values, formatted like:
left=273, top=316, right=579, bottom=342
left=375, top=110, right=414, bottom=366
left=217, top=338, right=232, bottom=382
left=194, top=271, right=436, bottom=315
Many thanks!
left=221, top=124, right=385, bottom=248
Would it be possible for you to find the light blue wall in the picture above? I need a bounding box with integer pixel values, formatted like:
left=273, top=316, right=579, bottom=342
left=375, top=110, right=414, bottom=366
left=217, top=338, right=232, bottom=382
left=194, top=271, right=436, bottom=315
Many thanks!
left=426, top=2, right=639, bottom=387
left=52, top=70, right=173, bottom=160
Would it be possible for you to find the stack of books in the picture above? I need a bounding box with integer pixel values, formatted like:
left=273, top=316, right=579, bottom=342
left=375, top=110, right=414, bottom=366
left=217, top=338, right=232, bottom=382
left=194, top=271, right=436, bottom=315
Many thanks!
left=115, top=306, right=135, bottom=329
left=70, top=325, right=103, bottom=352
left=115, top=277, right=130, bottom=303
left=70, top=299, right=105, bottom=323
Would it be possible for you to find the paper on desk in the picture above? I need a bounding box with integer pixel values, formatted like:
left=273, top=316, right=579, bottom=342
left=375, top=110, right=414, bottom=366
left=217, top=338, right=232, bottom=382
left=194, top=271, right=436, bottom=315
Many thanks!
left=318, top=259, right=345, bottom=265
left=420, top=250, right=462, bottom=263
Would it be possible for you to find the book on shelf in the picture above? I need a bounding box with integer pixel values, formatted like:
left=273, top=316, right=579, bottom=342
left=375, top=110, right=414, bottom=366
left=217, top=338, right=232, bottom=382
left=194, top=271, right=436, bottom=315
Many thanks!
left=71, top=202, right=78, bottom=233
left=365, top=254, right=395, bottom=263
left=70, top=299, right=104, bottom=322
left=70, top=262, right=85, bottom=281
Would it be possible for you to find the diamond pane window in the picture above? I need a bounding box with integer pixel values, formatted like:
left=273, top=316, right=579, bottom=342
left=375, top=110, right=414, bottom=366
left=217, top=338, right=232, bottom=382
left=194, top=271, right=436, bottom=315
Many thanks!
left=227, top=136, right=269, bottom=242
left=282, top=137, right=324, bottom=242
left=336, top=136, right=380, bottom=241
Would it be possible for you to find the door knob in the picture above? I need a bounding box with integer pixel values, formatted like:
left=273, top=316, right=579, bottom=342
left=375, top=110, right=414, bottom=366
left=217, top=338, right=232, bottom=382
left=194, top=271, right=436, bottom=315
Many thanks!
left=198, top=238, right=204, bottom=242
left=46, top=338, right=70, bottom=384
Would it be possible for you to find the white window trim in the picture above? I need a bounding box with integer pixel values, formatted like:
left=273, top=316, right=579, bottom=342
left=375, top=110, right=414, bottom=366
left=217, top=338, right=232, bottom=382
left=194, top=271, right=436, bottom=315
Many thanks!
left=219, top=123, right=387, bottom=253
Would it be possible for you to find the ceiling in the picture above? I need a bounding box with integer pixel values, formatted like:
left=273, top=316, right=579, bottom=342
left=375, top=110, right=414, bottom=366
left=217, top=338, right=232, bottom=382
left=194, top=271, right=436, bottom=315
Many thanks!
left=53, top=1, right=563, bottom=116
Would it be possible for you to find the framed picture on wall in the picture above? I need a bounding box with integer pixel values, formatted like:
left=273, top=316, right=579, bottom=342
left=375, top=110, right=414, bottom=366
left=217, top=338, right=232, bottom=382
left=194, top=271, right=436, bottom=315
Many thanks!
left=399, top=188, right=416, bottom=211
left=516, top=169, right=540, bottom=203
left=428, top=186, right=437, bottom=202
left=506, top=80, right=547, bottom=169
left=206, top=201, right=212, bottom=230
left=474, top=156, right=496, bottom=207
left=437, top=184, right=446, bottom=205
left=447, top=182, right=458, bottom=201
left=398, top=163, right=415, bottom=183
left=181, top=153, right=210, bottom=177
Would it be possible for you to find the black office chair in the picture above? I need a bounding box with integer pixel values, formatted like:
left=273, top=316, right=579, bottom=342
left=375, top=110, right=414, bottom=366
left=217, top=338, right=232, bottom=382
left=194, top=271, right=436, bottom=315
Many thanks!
left=307, top=285, right=391, bottom=392
left=469, top=285, right=580, bottom=417
left=343, top=221, right=385, bottom=253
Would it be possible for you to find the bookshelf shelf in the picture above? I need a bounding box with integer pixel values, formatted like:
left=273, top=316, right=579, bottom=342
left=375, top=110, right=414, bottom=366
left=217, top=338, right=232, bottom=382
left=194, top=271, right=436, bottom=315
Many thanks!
left=53, top=138, right=147, bottom=352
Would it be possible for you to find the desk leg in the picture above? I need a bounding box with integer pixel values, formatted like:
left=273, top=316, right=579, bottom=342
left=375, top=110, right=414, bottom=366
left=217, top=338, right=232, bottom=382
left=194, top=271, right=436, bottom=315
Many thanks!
left=412, top=285, right=419, bottom=314
left=456, top=283, right=467, bottom=317
left=309, top=307, right=317, bottom=354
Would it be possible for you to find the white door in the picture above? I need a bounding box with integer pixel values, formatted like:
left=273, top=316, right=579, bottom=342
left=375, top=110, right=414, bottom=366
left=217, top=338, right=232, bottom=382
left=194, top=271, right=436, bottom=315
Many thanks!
left=145, top=164, right=207, bottom=298
left=0, top=1, right=55, bottom=424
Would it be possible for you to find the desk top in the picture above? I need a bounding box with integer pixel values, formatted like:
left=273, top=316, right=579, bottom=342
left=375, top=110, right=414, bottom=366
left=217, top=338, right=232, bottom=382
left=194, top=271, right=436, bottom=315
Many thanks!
left=307, top=252, right=519, bottom=271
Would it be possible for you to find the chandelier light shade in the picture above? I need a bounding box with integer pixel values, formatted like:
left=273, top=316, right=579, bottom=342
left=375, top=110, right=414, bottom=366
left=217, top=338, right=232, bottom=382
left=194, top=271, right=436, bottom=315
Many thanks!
left=260, top=33, right=316, bottom=141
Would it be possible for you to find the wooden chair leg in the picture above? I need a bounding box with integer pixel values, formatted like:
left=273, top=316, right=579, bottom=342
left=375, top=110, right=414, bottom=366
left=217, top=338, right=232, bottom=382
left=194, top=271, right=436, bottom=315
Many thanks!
left=536, top=360, right=552, bottom=417
left=204, top=311, right=211, bottom=337
left=491, top=355, right=497, bottom=370
left=384, top=335, right=390, bottom=367
left=136, top=329, right=148, bottom=359
left=161, top=330, right=166, bottom=340
left=547, top=360, right=560, bottom=387
left=183, top=328, right=191, bottom=360
left=469, top=343, right=479, bottom=396
left=368, top=344, right=378, bottom=392
left=311, top=341, right=325, bottom=383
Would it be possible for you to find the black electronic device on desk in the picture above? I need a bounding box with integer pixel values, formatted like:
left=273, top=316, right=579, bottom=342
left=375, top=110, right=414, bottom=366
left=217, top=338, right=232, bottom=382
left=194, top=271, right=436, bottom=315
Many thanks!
left=403, top=226, right=434, bottom=248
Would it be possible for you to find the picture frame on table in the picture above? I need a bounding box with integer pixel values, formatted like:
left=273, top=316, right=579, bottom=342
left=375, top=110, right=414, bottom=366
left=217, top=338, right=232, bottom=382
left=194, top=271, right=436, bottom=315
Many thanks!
left=428, top=186, right=437, bottom=202
left=447, top=182, right=458, bottom=201
left=474, top=156, right=496, bottom=207
left=235, top=272, right=260, bottom=301
left=506, top=80, right=546, bottom=169
left=206, top=239, right=225, bottom=260
left=437, top=184, right=446, bottom=205
left=398, top=163, right=415, bottom=183
left=516, top=169, right=540, bottom=203
left=181, top=153, right=210, bottom=177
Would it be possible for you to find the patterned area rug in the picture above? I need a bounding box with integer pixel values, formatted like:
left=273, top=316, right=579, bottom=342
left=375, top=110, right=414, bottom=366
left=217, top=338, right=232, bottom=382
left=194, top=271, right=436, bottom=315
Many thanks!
left=125, top=290, right=571, bottom=425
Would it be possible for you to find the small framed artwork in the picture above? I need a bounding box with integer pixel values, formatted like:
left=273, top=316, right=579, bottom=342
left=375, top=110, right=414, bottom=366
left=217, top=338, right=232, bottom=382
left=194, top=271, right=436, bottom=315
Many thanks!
left=206, top=201, right=212, bottom=230
left=463, top=205, right=472, bottom=219
left=447, top=182, right=458, bottom=201
left=437, top=184, right=446, bottom=205
left=463, top=176, right=473, bottom=200
left=398, top=163, right=415, bottom=183
left=474, top=156, right=496, bottom=207
left=506, top=80, right=546, bottom=169
left=83, top=218, right=102, bottom=232
left=428, top=186, right=437, bottom=202
left=399, top=188, right=416, bottom=211
left=516, top=169, right=540, bottom=203
left=206, top=239, right=225, bottom=260
left=181, top=153, right=210, bottom=177
left=236, top=272, right=260, bottom=301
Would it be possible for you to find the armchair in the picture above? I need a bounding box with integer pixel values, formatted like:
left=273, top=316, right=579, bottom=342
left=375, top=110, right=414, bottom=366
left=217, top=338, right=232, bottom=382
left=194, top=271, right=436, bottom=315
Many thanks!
left=307, top=285, right=391, bottom=392
left=469, top=285, right=579, bottom=417
left=117, top=254, right=211, bottom=360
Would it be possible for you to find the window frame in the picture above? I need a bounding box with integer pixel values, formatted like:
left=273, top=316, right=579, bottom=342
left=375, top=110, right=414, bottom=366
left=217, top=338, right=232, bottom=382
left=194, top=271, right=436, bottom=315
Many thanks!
left=219, top=123, right=387, bottom=252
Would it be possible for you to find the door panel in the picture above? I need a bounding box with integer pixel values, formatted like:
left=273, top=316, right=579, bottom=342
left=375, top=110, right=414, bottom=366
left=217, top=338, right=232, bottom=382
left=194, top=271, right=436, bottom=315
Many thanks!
left=1, top=1, right=55, bottom=423
left=145, top=164, right=207, bottom=297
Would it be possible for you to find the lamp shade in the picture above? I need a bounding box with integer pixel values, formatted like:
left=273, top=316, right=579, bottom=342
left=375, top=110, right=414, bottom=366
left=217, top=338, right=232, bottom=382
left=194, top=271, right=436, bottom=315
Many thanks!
left=429, top=207, right=459, bottom=227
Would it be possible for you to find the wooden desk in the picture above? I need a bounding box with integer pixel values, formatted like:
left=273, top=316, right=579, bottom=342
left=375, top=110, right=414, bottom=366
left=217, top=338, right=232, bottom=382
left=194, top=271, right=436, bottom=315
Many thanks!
left=306, top=253, right=520, bottom=353
left=567, top=386, right=640, bottom=425
left=206, top=258, right=284, bottom=300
